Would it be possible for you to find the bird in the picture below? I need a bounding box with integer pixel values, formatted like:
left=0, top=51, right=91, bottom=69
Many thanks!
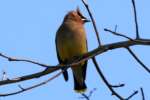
left=55, top=8, right=89, bottom=93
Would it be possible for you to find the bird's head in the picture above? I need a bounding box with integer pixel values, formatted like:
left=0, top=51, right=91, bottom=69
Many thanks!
left=64, top=8, right=90, bottom=24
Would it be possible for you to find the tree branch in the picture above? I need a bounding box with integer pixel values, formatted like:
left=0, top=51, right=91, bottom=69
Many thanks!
left=81, top=0, right=101, bottom=46
left=79, top=88, right=96, bottom=100
left=92, top=57, right=124, bottom=99
left=104, top=28, right=134, bottom=41
left=0, top=53, right=50, bottom=68
left=126, top=90, right=138, bottom=100
left=110, top=83, right=125, bottom=88
left=1, top=70, right=8, bottom=81
left=131, top=0, right=140, bottom=39
left=126, top=47, right=150, bottom=73
left=140, top=88, right=145, bottom=100
left=104, top=28, right=150, bottom=74
left=92, top=57, right=138, bottom=100
left=80, top=93, right=90, bottom=100
left=0, top=67, right=59, bottom=86
left=0, top=71, right=62, bottom=97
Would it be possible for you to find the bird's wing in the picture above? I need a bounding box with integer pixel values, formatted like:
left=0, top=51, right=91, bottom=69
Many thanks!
left=55, top=34, right=69, bottom=81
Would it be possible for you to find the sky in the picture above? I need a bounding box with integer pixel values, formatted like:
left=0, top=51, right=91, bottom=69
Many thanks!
left=0, top=0, right=150, bottom=100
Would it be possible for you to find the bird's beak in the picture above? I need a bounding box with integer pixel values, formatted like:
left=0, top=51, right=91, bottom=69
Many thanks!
left=82, top=18, right=91, bottom=23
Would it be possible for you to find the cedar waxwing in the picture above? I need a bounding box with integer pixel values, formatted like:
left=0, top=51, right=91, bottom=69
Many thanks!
left=55, top=8, right=89, bottom=92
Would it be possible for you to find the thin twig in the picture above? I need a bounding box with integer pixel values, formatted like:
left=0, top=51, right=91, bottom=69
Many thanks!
left=126, top=47, right=150, bottom=73
left=131, top=0, right=140, bottom=39
left=92, top=57, right=138, bottom=100
left=0, top=71, right=62, bottom=97
left=1, top=70, right=7, bottom=81
left=0, top=67, right=60, bottom=86
left=0, top=53, right=50, bottom=68
left=92, top=57, right=125, bottom=99
left=110, top=83, right=125, bottom=88
left=18, top=85, right=25, bottom=90
left=115, top=25, right=118, bottom=32
left=79, top=88, right=96, bottom=100
left=88, top=88, right=96, bottom=98
left=81, top=0, right=101, bottom=46
left=104, top=28, right=134, bottom=41
left=126, top=91, right=138, bottom=100
left=81, top=93, right=90, bottom=100
left=105, top=28, right=150, bottom=73
left=140, top=88, right=145, bottom=100
left=104, top=28, right=150, bottom=45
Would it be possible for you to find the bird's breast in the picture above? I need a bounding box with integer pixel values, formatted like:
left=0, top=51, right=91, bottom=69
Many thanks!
left=56, top=23, right=87, bottom=61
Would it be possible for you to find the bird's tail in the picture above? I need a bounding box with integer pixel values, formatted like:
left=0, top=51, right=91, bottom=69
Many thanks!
left=73, top=74, right=87, bottom=93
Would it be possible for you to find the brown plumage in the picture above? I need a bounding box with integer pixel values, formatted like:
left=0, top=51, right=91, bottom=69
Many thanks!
left=55, top=8, right=89, bottom=92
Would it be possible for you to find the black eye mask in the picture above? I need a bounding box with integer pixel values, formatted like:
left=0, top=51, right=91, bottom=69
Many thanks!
left=76, top=7, right=90, bottom=23
left=76, top=8, right=86, bottom=19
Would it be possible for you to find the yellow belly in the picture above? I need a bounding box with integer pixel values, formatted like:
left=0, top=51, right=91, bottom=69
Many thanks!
left=58, top=36, right=87, bottom=62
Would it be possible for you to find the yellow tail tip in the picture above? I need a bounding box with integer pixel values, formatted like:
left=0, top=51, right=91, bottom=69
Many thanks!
left=75, top=88, right=87, bottom=93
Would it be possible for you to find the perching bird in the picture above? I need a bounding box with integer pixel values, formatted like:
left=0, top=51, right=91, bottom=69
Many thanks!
left=55, top=8, right=89, bottom=92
